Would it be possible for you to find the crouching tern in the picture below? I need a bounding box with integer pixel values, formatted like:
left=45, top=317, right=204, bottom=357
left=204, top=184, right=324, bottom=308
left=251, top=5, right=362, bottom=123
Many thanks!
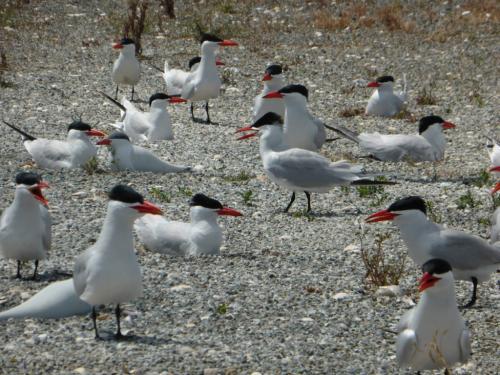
left=97, top=132, right=191, bottom=173
left=237, top=112, right=396, bottom=213
left=366, top=196, right=500, bottom=307
left=0, top=172, right=51, bottom=279
left=365, top=75, right=407, bottom=117
left=135, top=193, right=242, bottom=256
left=73, top=184, right=162, bottom=339
left=396, top=259, right=471, bottom=373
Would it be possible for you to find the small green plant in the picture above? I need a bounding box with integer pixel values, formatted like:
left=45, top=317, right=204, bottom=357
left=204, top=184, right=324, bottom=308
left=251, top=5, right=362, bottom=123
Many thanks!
left=216, top=303, right=228, bottom=315
left=357, top=184, right=384, bottom=198
left=425, top=200, right=442, bottom=223
left=223, top=171, right=252, bottom=183
left=149, top=187, right=171, bottom=203
left=456, top=190, right=478, bottom=210
left=477, top=217, right=490, bottom=227
left=472, top=169, right=491, bottom=188
left=492, top=194, right=500, bottom=209
left=292, top=210, right=315, bottom=221
left=240, top=190, right=253, bottom=206
left=177, top=186, right=192, bottom=197
left=361, top=233, right=407, bottom=287
left=416, top=83, right=437, bottom=105
left=82, top=157, right=100, bottom=175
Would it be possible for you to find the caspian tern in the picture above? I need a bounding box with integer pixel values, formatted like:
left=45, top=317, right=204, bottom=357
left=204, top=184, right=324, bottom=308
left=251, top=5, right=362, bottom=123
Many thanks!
left=73, top=184, right=162, bottom=339
left=396, top=259, right=471, bottom=372
left=366, top=196, right=500, bottom=307
left=180, top=33, right=238, bottom=124
left=99, top=91, right=187, bottom=142
left=253, top=64, right=285, bottom=121
left=486, top=136, right=500, bottom=177
left=161, top=55, right=225, bottom=96
left=0, top=172, right=50, bottom=279
left=112, top=37, right=140, bottom=100
left=1, top=119, right=106, bottom=169
left=365, top=75, right=407, bottom=117
left=97, top=131, right=192, bottom=173
left=490, top=182, right=500, bottom=245
left=135, top=193, right=242, bottom=256
left=328, top=115, right=456, bottom=162
left=263, top=84, right=326, bottom=151
left=237, top=112, right=396, bottom=213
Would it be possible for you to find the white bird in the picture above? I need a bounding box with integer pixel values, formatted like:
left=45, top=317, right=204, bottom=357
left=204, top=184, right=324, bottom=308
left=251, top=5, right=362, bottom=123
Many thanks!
left=162, top=55, right=225, bottom=96
left=112, top=37, right=140, bottom=101
left=263, top=84, right=326, bottom=151
left=99, top=91, right=186, bottom=142
left=180, top=33, right=238, bottom=124
left=366, top=196, right=500, bottom=307
left=396, top=259, right=471, bottom=373
left=97, top=131, right=191, bottom=173
left=237, top=112, right=395, bottom=213
left=2, top=119, right=106, bottom=169
left=0, top=279, right=91, bottom=321
left=490, top=182, right=500, bottom=245
left=0, top=172, right=51, bottom=279
left=365, top=75, right=407, bottom=117
left=73, top=184, right=162, bottom=339
left=487, top=136, right=500, bottom=177
left=253, top=64, right=285, bottom=121
left=135, top=193, right=242, bottom=256
left=328, top=115, right=456, bottom=162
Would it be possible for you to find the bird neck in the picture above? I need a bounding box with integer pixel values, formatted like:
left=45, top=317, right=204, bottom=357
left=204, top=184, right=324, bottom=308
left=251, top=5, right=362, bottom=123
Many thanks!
left=96, top=206, right=136, bottom=253
left=190, top=207, right=219, bottom=225
left=13, top=190, right=40, bottom=210
left=259, top=126, right=287, bottom=155
left=421, top=126, right=446, bottom=152
left=121, top=45, right=136, bottom=57
left=419, top=285, right=457, bottom=309
left=199, top=48, right=218, bottom=75
left=377, top=84, right=394, bottom=93
left=264, top=77, right=285, bottom=93
left=284, top=97, right=309, bottom=123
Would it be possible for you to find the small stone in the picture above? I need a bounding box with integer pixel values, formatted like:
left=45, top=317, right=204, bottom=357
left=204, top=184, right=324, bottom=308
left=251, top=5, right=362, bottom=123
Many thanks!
left=332, top=292, right=350, bottom=300
left=376, top=285, right=401, bottom=297
left=74, top=367, right=87, bottom=374
left=203, top=369, right=220, bottom=375
left=170, top=284, right=192, bottom=291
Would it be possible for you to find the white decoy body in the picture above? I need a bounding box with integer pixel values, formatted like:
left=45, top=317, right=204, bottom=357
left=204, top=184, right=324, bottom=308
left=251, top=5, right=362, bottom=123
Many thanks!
left=253, top=64, right=285, bottom=121
left=237, top=113, right=395, bottom=212
left=366, top=196, right=500, bottom=307
left=112, top=38, right=140, bottom=100
left=2, top=120, right=105, bottom=169
left=365, top=75, right=407, bottom=117
left=97, top=132, right=191, bottom=173
left=264, top=84, right=325, bottom=151
left=329, top=116, right=456, bottom=162
left=135, top=193, right=242, bottom=256
left=0, top=172, right=51, bottom=279
left=396, top=259, right=471, bottom=372
left=491, top=182, right=500, bottom=245
left=73, top=185, right=162, bottom=338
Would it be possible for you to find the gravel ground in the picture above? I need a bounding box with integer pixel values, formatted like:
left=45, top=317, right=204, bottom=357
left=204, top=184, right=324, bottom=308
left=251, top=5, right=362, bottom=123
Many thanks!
left=0, top=1, right=498, bottom=374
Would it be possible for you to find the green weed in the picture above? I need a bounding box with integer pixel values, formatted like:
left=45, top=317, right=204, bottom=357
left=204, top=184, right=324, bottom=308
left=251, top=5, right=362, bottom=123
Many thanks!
left=149, top=187, right=171, bottom=203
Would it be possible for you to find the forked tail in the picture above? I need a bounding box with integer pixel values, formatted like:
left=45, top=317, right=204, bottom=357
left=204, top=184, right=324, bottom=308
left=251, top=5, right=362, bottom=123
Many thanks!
left=98, top=90, right=126, bottom=112
left=324, top=123, right=360, bottom=144
left=1, top=120, right=37, bottom=141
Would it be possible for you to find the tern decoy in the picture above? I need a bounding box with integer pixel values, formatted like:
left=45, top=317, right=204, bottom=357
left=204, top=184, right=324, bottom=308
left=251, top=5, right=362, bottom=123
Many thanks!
left=180, top=33, right=238, bottom=124
left=73, top=184, right=162, bottom=339
left=396, top=259, right=471, bottom=373
left=1, top=119, right=106, bottom=169
left=253, top=64, right=285, bottom=121
left=135, top=193, right=242, bottom=256
left=263, top=84, right=326, bottom=151
left=0, top=172, right=51, bottom=279
left=328, top=115, right=456, bottom=162
left=237, top=112, right=395, bottom=213
left=365, top=75, right=407, bottom=117
left=366, top=196, right=500, bottom=307
left=97, top=131, right=191, bottom=173
left=99, top=91, right=186, bottom=142
left=112, top=37, right=140, bottom=101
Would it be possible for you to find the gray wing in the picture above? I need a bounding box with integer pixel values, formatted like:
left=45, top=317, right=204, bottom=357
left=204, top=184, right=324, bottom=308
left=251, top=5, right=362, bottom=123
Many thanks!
left=40, top=206, right=51, bottom=252
left=73, top=248, right=93, bottom=298
left=26, top=139, right=73, bottom=168
left=396, top=329, right=417, bottom=367
left=396, top=308, right=414, bottom=332
left=491, top=208, right=500, bottom=244
left=459, top=329, right=471, bottom=362
left=312, top=117, right=326, bottom=149
left=429, top=229, right=500, bottom=270
left=181, top=75, right=196, bottom=100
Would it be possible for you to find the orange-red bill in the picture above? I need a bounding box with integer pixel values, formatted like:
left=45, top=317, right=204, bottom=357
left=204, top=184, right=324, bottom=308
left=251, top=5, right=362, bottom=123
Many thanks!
left=367, top=81, right=380, bottom=88
left=491, top=182, right=500, bottom=195
left=30, top=184, right=49, bottom=206
left=235, top=126, right=254, bottom=133
left=86, top=129, right=106, bottom=137
left=365, top=209, right=398, bottom=223
left=418, top=272, right=440, bottom=292
left=132, top=200, right=163, bottom=215
left=442, top=121, right=456, bottom=129
left=262, top=72, right=272, bottom=81
left=237, top=131, right=258, bottom=141
left=489, top=166, right=500, bottom=173
left=218, top=40, right=238, bottom=47
left=169, top=97, right=187, bottom=104
left=263, top=91, right=283, bottom=99
left=217, top=207, right=243, bottom=216
left=96, top=139, right=111, bottom=146
left=112, top=43, right=123, bottom=49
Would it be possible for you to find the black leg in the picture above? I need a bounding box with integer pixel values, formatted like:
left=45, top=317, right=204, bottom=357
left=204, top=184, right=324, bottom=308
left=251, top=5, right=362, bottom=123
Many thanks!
left=115, top=304, right=123, bottom=339
left=205, top=101, right=211, bottom=124
left=16, top=260, right=21, bottom=279
left=115, top=85, right=119, bottom=100
left=190, top=103, right=195, bottom=121
left=31, top=260, right=39, bottom=280
left=463, top=277, right=478, bottom=308
left=131, top=86, right=135, bottom=101
left=304, top=191, right=311, bottom=213
left=284, top=192, right=296, bottom=213
left=92, top=306, right=100, bottom=339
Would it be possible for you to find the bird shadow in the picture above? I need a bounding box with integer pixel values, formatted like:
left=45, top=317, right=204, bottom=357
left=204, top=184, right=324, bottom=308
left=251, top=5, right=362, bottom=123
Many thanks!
left=94, top=332, right=198, bottom=347
left=10, top=270, right=72, bottom=282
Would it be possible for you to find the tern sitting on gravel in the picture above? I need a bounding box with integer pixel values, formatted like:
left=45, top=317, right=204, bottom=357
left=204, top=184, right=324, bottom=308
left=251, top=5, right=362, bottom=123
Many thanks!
left=253, top=64, right=285, bottom=121
left=396, top=259, right=471, bottom=373
left=366, top=196, right=500, bottom=307
left=365, top=75, right=407, bottom=117
left=177, top=33, right=238, bottom=124
left=263, top=84, right=326, bottom=152
left=490, top=182, right=500, bottom=245
left=99, top=91, right=187, bottom=142
left=0, top=172, right=51, bottom=279
left=73, top=185, right=162, bottom=339
left=161, top=55, right=225, bottom=96
left=97, top=131, right=191, bottom=173
left=135, top=193, right=242, bottom=256
left=1, top=119, right=105, bottom=169
left=112, top=37, right=140, bottom=101
left=328, top=115, right=456, bottom=162
left=237, top=112, right=396, bottom=213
